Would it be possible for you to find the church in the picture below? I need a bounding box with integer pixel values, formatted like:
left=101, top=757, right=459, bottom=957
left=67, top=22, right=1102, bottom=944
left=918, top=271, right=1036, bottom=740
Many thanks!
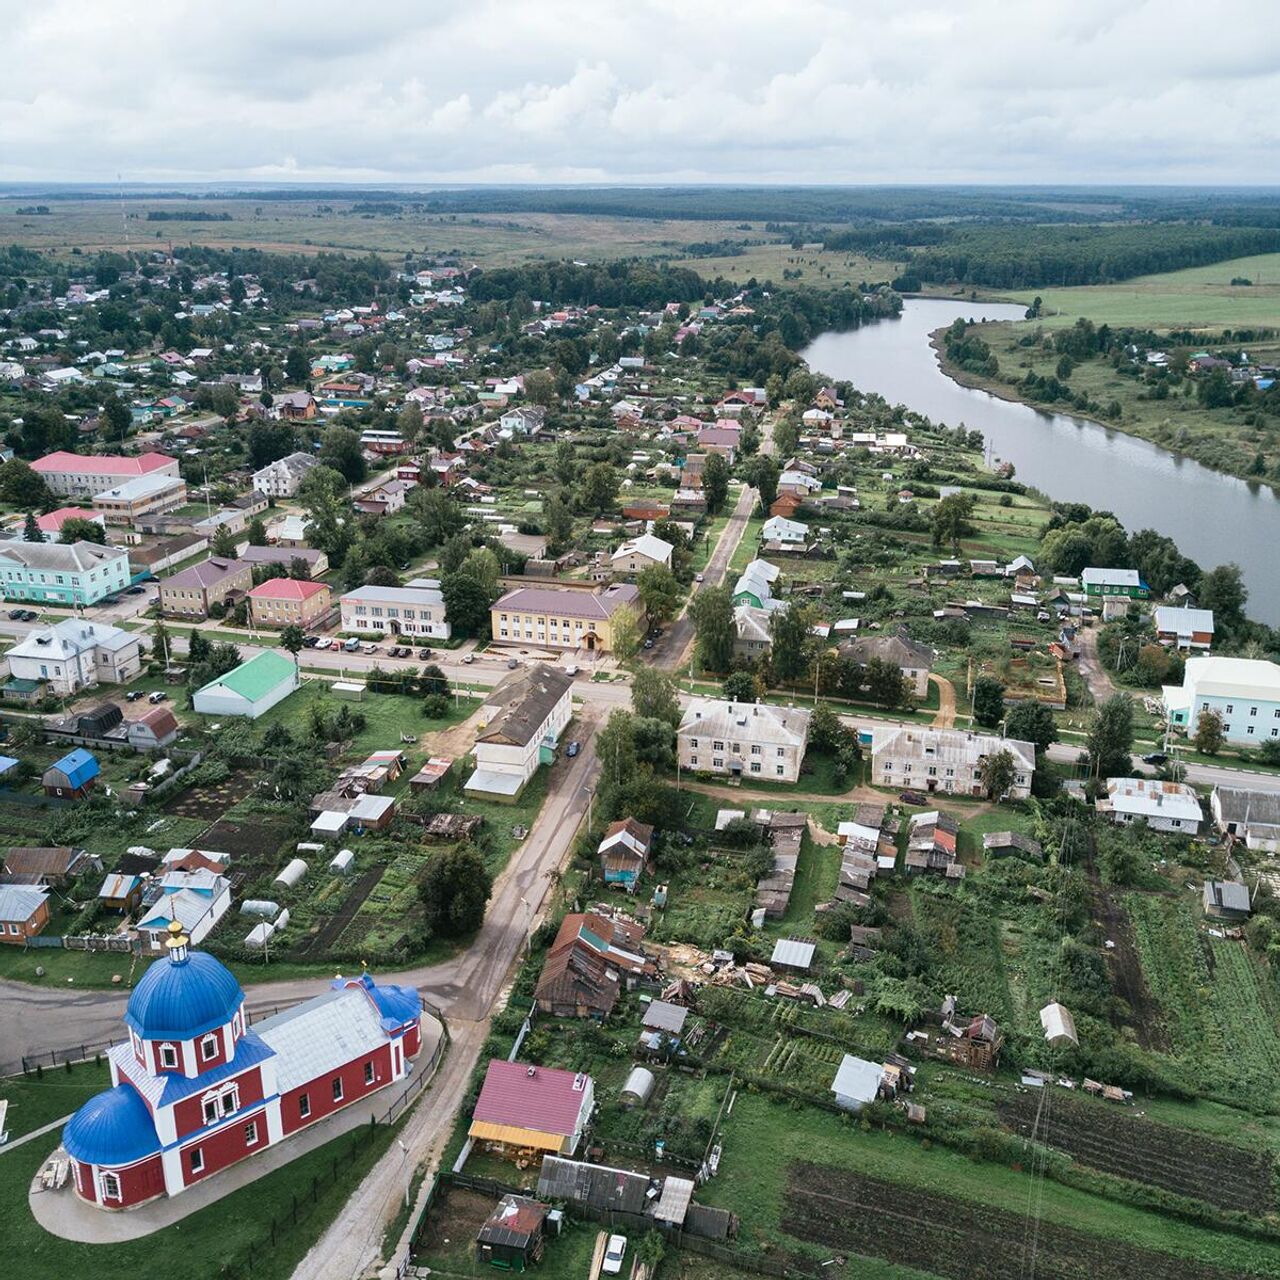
left=61, top=921, right=424, bottom=1209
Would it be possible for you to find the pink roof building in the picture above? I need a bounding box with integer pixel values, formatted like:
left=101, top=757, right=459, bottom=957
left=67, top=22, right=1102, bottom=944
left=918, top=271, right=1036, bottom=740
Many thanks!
left=469, top=1059, right=595, bottom=1155
left=35, top=507, right=104, bottom=534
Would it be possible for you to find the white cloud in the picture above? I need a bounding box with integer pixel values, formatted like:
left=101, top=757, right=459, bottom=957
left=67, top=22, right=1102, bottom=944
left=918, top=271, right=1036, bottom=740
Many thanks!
left=1, top=0, right=1277, bottom=183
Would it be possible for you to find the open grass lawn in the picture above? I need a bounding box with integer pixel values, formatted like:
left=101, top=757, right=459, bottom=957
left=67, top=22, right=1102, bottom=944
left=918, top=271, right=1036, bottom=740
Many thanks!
left=0, top=1061, right=399, bottom=1280
left=704, top=1092, right=1280, bottom=1275
left=1003, top=251, right=1280, bottom=331
left=726, top=517, right=765, bottom=575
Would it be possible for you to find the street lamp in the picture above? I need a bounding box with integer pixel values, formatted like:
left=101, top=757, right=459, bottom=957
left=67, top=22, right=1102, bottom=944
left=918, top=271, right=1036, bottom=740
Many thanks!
left=581, top=783, right=594, bottom=832
left=396, top=1139, right=411, bottom=1208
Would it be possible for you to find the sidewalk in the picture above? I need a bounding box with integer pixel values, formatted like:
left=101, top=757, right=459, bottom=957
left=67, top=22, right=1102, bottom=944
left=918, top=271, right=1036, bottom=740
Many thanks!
left=28, top=1012, right=444, bottom=1244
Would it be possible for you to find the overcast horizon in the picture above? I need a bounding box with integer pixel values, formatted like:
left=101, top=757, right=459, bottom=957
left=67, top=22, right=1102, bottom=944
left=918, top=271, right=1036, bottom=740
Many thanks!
left=5, top=0, right=1280, bottom=186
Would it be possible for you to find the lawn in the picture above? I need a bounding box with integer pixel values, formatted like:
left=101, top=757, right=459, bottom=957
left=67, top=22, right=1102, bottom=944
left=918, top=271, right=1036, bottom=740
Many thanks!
left=0, top=1064, right=401, bottom=1280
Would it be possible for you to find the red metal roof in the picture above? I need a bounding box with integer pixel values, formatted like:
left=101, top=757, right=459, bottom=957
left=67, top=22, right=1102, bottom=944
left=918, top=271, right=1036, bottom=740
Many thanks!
left=32, top=451, right=175, bottom=476
left=472, top=1059, right=590, bottom=1137
left=248, top=577, right=328, bottom=601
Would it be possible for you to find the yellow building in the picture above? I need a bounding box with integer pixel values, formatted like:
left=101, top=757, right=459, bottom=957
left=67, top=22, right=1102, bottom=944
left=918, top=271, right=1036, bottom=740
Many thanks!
left=491, top=583, right=643, bottom=653
left=247, top=577, right=331, bottom=629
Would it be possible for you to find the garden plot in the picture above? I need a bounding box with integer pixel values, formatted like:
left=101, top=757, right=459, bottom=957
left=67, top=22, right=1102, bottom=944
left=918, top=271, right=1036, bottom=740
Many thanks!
left=288, top=865, right=385, bottom=958
left=164, top=766, right=258, bottom=820
left=782, top=1164, right=1259, bottom=1280
left=996, top=1093, right=1273, bottom=1214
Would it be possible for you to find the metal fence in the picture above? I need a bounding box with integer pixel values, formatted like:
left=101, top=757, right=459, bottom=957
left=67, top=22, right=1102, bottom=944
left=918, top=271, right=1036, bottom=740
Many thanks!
left=19, top=1037, right=119, bottom=1075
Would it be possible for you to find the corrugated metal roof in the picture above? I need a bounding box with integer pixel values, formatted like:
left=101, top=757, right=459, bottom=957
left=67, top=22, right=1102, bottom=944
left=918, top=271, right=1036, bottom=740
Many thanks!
left=770, top=937, right=816, bottom=970
left=473, top=1059, right=591, bottom=1138
left=650, top=1175, right=695, bottom=1224
left=254, top=987, right=389, bottom=1093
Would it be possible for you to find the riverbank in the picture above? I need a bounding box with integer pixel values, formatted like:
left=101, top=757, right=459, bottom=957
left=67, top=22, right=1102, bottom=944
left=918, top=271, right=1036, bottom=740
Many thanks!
left=929, top=323, right=1280, bottom=494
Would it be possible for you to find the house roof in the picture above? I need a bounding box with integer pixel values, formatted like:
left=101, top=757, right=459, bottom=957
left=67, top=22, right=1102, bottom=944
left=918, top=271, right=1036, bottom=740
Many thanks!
left=197, top=650, right=297, bottom=704
left=1154, top=606, right=1215, bottom=637
left=830, top=1054, right=883, bottom=1104
left=1205, top=879, right=1251, bottom=913
left=248, top=577, right=329, bottom=602
left=871, top=727, right=1036, bottom=774
left=0, top=540, right=126, bottom=574
left=472, top=1059, right=592, bottom=1138
left=98, top=872, right=140, bottom=900
left=341, top=584, right=444, bottom=609
left=163, top=557, right=247, bottom=590
left=1213, top=786, right=1280, bottom=830
left=46, top=748, right=100, bottom=788
left=1081, top=567, right=1144, bottom=588
left=642, top=1000, right=688, bottom=1034
left=477, top=664, right=574, bottom=748
left=612, top=533, right=673, bottom=563
left=771, top=937, right=816, bottom=969
left=837, top=629, right=934, bottom=671
left=132, top=706, right=180, bottom=738
left=493, top=582, right=639, bottom=622
left=3, top=846, right=83, bottom=879
left=35, top=506, right=100, bottom=533
left=32, top=450, right=174, bottom=477
left=0, top=883, right=48, bottom=921
left=537, top=1155, right=650, bottom=1213
left=8, top=618, right=136, bottom=664
left=1098, top=777, right=1202, bottom=823
left=678, top=698, right=811, bottom=749
left=1180, top=656, right=1280, bottom=701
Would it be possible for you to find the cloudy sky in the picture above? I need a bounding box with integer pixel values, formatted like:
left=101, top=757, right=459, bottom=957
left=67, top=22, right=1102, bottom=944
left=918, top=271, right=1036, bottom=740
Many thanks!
left=4, top=0, right=1279, bottom=186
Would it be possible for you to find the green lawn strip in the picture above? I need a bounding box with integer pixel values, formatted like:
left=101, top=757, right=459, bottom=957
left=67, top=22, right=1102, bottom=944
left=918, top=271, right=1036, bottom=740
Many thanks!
left=726, top=518, right=765, bottom=575
left=0, top=1065, right=399, bottom=1280
left=704, top=1092, right=1280, bottom=1275
left=0, top=1060, right=109, bottom=1138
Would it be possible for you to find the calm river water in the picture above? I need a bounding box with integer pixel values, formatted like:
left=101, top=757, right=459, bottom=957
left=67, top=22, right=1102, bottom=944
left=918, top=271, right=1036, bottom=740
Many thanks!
left=802, top=298, right=1280, bottom=625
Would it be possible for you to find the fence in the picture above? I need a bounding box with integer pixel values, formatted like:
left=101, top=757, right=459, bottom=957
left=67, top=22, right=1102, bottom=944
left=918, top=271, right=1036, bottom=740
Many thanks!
left=19, top=1037, right=119, bottom=1076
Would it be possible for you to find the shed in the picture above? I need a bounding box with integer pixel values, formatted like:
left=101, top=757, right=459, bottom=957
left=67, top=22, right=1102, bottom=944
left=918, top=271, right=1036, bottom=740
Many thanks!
left=76, top=702, right=123, bottom=738
left=42, top=748, right=100, bottom=798
left=331, top=681, right=365, bottom=701
left=329, top=848, right=355, bottom=875
left=244, top=921, right=273, bottom=948
left=240, top=899, right=279, bottom=918
left=1203, top=879, right=1251, bottom=920
left=274, top=858, right=308, bottom=889
left=97, top=872, right=142, bottom=913
left=475, top=1194, right=548, bottom=1271
left=620, top=1066, right=655, bottom=1107
left=642, top=1000, right=689, bottom=1036
left=830, top=1054, right=884, bottom=1112
left=536, top=1155, right=650, bottom=1214
left=310, top=810, right=349, bottom=839
left=770, top=937, right=816, bottom=972
left=650, top=1175, right=695, bottom=1226
left=1040, top=1002, right=1079, bottom=1047
left=126, top=706, right=180, bottom=751
left=273, top=907, right=290, bottom=931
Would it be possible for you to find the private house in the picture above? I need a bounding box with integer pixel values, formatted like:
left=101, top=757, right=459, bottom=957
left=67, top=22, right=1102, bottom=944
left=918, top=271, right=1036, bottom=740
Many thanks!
left=1211, top=786, right=1280, bottom=852
left=534, top=911, right=651, bottom=1019
left=60, top=934, right=424, bottom=1209
left=340, top=583, right=450, bottom=640
left=469, top=1059, right=595, bottom=1159
left=696, top=425, right=741, bottom=462
left=127, top=706, right=180, bottom=751
left=5, top=619, right=142, bottom=694
left=777, top=469, right=823, bottom=500
left=43, top=748, right=101, bottom=798
left=353, top=480, right=410, bottom=517
left=465, top=664, right=574, bottom=800
left=490, top=583, right=643, bottom=654
left=247, top=578, right=331, bottom=629
left=273, top=391, right=317, bottom=421
left=761, top=516, right=808, bottom=546
left=135, top=870, right=233, bottom=949
left=1081, top=567, right=1149, bottom=601
left=238, top=545, right=329, bottom=578
left=610, top=533, right=673, bottom=575
left=35, top=507, right=105, bottom=537
left=871, top=728, right=1035, bottom=799
left=252, top=452, right=321, bottom=498
left=1203, top=879, right=1252, bottom=922
left=499, top=405, right=546, bottom=434
left=836, top=629, right=935, bottom=699
left=0, top=541, right=131, bottom=606
left=31, top=450, right=178, bottom=498
left=733, top=604, right=772, bottom=661
left=2, top=845, right=97, bottom=888
left=677, top=698, right=812, bottom=783
left=982, top=831, right=1045, bottom=862
left=0, top=884, right=50, bottom=944
left=92, top=473, right=188, bottom=526
left=829, top=1055, right=885, bottom=1113
left=159, top=558, right=254, bottom=619
left=1154, top=606, right=1215, bottom=651
left=1162, top=656, right=1280, bottom=745
left=598, top=818, right=654, bottom=891
left=1096, top=777, right=1202, bottom=834
left=192, top=650, right=299, bottom=720
left=732, top=559, right=781, bottom=610
left=904, top=810, right=961, bottom=876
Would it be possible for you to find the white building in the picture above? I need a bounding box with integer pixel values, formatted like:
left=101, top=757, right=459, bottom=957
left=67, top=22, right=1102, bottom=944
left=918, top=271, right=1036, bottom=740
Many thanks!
left=829, top=1054, right=884, bottom=1113
left=464, top=665, right=574, bottom=800
left=135, top=869, right=232, bottom=950
left=1211, top=787, right=1280, bottom=853
left=1096, top=777, right=1202, bottom=834
left=191, top=651, right=299, bottom=720
left=610, top=533, right=673, bottom=575
left=761, top=516, right=808, bottom=545
left=340, top=583, right=450, bottom=640
left=31, top=451, right=178, bottom=499
left=677, top=698, right=811, bottom=783
left=1163, top=656, right=1280, bottom=745
left=871, top=728, right=1035, bottom=799
left=252, top=452, right=320, bottom=498
left=5, top=619, right=143, bottom=695
left=1153, top=606, right=1215, bottom=651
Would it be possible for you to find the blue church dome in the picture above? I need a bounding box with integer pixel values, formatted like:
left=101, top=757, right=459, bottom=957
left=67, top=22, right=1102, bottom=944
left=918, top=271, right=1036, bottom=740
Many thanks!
left=63, top=1084, right=160, bottom=1167
left=125, top=949, right=244, bottom=1041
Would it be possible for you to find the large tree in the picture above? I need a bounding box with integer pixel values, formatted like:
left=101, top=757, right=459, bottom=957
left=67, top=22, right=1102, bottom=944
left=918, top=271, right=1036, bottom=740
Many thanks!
left=298, top=466, right=356, bottom=565
left=972, top=676, right=1006, bottom=729
left=631, top=667, right=681, bottom=727
left=1198, top=563, right=1247, bottom=631
left=1193, top=707, right=1225, bottom=756
left=978, top=748, right=1018, bottom=800
left=741, top=455, right=780, bottom=511
left=59, top=516, right=107, bottom=546
left=0, top=459, right=50, bottom=508
left=690, top=585, right=734, bottom=673
left=636, top=564, right=682, bottom=625
left=931, top=492, right=976, bottom=555
left=1004, top=702, right=1059, bottom=754
left=578, top=462, right=620, bottom=515
left=22, top=512, right=44, bottom=543
left=768, top=604, right=813, bottom=684
left=702, top=452, right=730, bottom=515
left=318, top=425, right=367, bottom=483
left=412, top=487, right=465, bottom=547
left=1087, top=694, right=1135, bottom=779
left=419, top=845, right=492, bottom=939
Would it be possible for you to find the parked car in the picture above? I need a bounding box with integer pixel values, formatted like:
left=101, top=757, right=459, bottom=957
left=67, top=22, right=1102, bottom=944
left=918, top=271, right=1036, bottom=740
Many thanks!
left=695, top=573, right=704, bottom=583
left=643, top=639, right=654, bottom=649
left=125, top=585, right=146, bottom=595
left=302, top=636, right=320, bottom=648
left=102, top=594, right=122, bottom=605
left=1142, top=752, right=1168, bottom=766
left=417, top=647, right=433, bottom=659
left=7, top=609, right=22, bottom=620
left=507, top=657, right=519, bottom=669
left=361, top=643, right=379, bottom=655
left=20, top=610, right=38, bottom=622
left=602, top=1235, right=628, bottom=1276
left=126, top=690, right=145, bottom=702
left=566, top=741, right=580, bottom=758
left=148, top=691, right=169, bottom=704
left=899, top=790, right=928, bottom=806
left=314, top=637, right=333, bottom=650
left=343, top=637, right=360, bottom=653
left=462, top=653, right=475, bottom=664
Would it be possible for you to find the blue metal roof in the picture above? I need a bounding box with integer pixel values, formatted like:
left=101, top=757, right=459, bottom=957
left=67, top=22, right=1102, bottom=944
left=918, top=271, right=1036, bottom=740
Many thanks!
left=157, top=1031, right=276, bottom=1107
left=63, top=1084, right=160, bottom=1167
left=125, top=950, right=245, bottom=1041
left=333, top=972, right=421, bottom=1032
left=51, top=747, right=100, bottom=789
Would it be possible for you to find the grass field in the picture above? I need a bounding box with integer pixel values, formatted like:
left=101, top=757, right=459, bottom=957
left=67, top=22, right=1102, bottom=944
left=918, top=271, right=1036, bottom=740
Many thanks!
left=1002, top=251, right=1280, bottom=331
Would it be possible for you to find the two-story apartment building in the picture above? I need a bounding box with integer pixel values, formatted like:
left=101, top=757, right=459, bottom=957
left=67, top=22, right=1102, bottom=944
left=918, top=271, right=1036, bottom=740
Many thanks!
left=464, top=664, right=574, bottom=800
left=836, top=629, right=935, bottom=700
left=160, top=558, right=254, bottom=619
left=491, top=583, right=643, bottom=654
left=0, top=541, right=131, bottom=606
left=31, top=450, right=179, bottom=498
left=677, top=698, right=811, bottom=783
left=5, top=619, right=142, bottom=695
left=92, top=473, right=188, bottom=526
left=247, top=578, right=331, bottom=629
left=339, top=583, right=450, bottom=639
left=1163, top=656, right=1280, bottom=745
left=1081, top=567, right=1149, bottom=601
left=252, top=451, right=320, bottom=498
left=871, top=727, right=1035, bottom=799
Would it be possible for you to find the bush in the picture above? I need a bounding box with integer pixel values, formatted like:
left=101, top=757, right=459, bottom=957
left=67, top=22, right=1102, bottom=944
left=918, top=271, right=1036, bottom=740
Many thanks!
left=422, top=693, right=451, bottom=719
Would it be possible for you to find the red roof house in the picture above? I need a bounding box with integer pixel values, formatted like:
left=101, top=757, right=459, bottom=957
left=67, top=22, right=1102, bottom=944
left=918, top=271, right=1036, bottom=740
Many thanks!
left=469, top=1059, right=595, bottom=1156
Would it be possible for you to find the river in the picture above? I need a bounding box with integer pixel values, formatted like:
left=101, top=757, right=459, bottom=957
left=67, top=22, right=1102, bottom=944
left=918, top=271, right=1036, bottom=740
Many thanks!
left=801, top=298, right=1280, bottom=626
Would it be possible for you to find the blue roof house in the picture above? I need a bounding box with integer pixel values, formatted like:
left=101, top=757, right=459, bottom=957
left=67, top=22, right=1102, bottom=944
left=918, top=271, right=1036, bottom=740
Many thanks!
left=42, top=747, right=101, bottom=798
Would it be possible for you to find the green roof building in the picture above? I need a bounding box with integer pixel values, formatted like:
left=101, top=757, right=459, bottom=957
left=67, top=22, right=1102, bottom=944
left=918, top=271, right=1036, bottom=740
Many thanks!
left=192, top=650, right=299, bottom=720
